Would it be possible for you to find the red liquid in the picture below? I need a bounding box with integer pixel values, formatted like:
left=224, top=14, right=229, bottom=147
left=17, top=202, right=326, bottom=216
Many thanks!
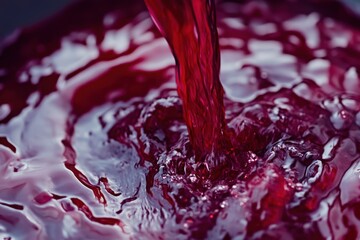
left=145, top=0, right=230, bottom=167
left=1, top=0, right=360, bottom=239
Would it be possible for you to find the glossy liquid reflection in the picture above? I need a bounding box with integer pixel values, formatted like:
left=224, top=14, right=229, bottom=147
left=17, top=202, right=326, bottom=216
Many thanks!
left=0, top=0, right=360, bottom=239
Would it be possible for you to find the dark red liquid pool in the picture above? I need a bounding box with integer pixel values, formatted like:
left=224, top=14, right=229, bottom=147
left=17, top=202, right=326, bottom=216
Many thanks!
left=1, top=0, right=360, bottom=239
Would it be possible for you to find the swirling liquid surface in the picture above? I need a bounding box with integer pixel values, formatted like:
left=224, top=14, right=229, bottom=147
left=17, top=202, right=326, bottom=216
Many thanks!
left=1, top=0, right=360, bottom=239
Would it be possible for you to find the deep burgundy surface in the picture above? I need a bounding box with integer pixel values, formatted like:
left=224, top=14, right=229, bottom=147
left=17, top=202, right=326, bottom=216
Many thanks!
left=1, top=0, right=360, bottom=239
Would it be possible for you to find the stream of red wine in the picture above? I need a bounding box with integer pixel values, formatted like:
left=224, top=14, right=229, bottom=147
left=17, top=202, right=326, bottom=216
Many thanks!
left=145, top=0, right=230, bottom=168
left=1, top=0, right=360, bottom=239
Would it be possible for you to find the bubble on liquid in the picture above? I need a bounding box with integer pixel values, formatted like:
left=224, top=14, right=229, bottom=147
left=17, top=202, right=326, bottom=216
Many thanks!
left=330, top=109, right=354, bottom=130
left=212, top=184, right=229, bottom=195
left=220, top=200, right=229, bottom=208
left=246, top=151, right=259, bottom=163
left=295, top=183, right=303, bottom=191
